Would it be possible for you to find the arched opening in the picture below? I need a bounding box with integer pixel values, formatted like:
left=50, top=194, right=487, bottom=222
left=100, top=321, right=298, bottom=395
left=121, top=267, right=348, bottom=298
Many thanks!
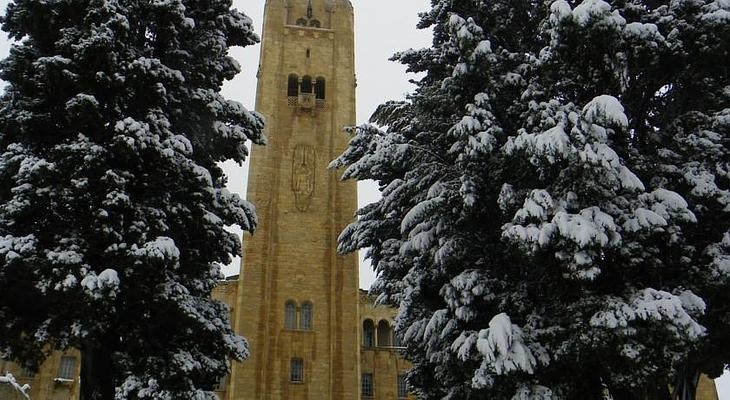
left=287, top=74, right=299, bottom=97
left=296, top=18, right=307, bottom=26
left=315, top=77, right=326, bottom=100
left=301, top=302, right=313, bottom=330
left=285, top=300, right=297, bottom=330
left=309, top=19, right=321, bottom=28
left=301, top=76, right=313, bottom=93
left=377, top=320, right=391, bottom=347
left=362, top=319, right=375, bottom=347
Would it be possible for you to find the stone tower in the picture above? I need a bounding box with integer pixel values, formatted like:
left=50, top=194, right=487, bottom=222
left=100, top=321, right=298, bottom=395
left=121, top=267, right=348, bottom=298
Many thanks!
left=229, top=0, right=360, bottom=398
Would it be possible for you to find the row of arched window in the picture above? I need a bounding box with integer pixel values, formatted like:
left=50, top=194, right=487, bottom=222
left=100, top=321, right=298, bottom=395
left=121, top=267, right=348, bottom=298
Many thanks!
left=362, top=319, right=402, bottom=348
left=296, top=18, right=321, bottom=28
left=285, top=300, right=313, bottom=331
left=288, top=74, right=326, bottom=100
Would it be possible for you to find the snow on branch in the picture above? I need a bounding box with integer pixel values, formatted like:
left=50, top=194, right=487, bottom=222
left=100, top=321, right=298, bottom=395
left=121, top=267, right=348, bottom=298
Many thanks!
left=0, top=372, right=31, bottom=399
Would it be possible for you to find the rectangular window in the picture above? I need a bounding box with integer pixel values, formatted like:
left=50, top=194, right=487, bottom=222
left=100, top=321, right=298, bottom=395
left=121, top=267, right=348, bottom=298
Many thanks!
left=362, top=373, right=374, bottom=397
left=21, top=367, right=35, bottom=379
left=214, top=373, right=228, bottom=390
left=398, top=374, right=408, bottom=398
left=290, top=358, right=304, bottom=383
left=58, top=356, right=76, bottom=380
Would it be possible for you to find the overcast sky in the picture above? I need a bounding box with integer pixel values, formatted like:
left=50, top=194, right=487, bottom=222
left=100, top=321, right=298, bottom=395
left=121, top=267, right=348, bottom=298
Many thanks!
left=215, top=0, right=433, bottom=290
left=0, top=0, right=728, bottom=396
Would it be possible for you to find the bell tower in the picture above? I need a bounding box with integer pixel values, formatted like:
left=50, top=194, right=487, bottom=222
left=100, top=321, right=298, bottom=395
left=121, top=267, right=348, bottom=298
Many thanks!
left=229, top=0, right=360, bottom=399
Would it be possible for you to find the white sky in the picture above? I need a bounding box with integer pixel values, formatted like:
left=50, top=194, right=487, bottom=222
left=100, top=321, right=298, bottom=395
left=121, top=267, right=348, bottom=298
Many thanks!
left=216, top=0, right=432, bottom=290
left=0, top=1, right=728, bottom=396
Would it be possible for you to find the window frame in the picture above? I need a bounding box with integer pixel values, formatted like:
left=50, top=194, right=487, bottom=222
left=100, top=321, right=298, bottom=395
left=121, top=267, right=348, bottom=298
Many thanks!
left=377, top=320, right=392, bottom=347
left=21, top=367, right=35, bottom=379
left=285, top=300, right=298, bottom=330
left=301, top=76, right=313, bottom=93
left=290, top=358, right=304, bottom=383
left=361, top=373, right=374, bottom=397
left=315, top=77, right=326, bottom=100
left=398, top=374, right=408, bottom=398
left=300, top=301, right=313, bottom=331
left=362, top=319, right=375, bottom=348
left=287, top=74, right=299, bottom=97
left=58, top=356, right=77, bottom=380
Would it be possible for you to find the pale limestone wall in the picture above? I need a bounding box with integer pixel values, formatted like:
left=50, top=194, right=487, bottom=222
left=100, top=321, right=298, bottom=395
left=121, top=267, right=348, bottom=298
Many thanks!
left=359, top=290, right=415, bottom=400
left=1, top=350, right=81, bottom=400
left=697, top=375, right=720, bottom=400
left=229, top=0, right=360, bottom=399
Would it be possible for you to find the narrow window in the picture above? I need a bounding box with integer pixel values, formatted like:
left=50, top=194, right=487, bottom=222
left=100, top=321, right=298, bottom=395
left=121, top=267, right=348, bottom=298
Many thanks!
left=287, top=74, right=299, bottom=97
left=306, top=48, right=311, bottom=58
left=363, top=319, right=375, bottom=347
left=296, top=18, right=307, bottom=26
left=309, top=19, right=321, bottom=28
left=21, top=367, right=35, bottom=379
left=315, top=77, right=326, bottom=100
left=58, top=356, right=76, bottom=380
left=377, top=320, right=391, bottom=347
left=214, top=360, right=230, bottom=390
left=362, top=373, right=374, bottom=397
left=290, top=358, right=304, bottom=382
left=214, top=373, right=229, bottom=391
left=301, top=76, right=313, bottom=93
left=285, top=301, right=297, bottom=330
left=398, top=374, right=408, bottom=398
left=301, top=302, right=313, bottom=331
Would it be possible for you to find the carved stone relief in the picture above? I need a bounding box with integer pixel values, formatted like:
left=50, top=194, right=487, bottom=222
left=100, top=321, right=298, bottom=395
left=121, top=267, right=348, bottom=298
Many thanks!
left=291, top=144, right=316, bottom=212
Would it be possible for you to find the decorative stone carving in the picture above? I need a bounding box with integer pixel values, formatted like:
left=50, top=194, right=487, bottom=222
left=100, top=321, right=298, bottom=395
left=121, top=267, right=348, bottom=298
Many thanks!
left=292, top=144, right=316, bottom=211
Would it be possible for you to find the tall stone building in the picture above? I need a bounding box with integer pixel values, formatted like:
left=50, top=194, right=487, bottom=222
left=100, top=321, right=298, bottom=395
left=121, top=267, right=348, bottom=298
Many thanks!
left=0, top=1, right=721, bottom=400
left=227, top=0, right=361, bottom=398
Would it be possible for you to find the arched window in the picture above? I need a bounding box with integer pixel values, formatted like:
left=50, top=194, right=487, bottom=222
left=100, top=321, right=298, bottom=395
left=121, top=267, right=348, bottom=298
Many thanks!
left=296, top=18, right=307, bottom=26
left=285, top=301, right=297, bottom=330
left=315, top=77, right=325, bottom=100
left=301, top=76, right=312, bottom=93
left=377, top=320, right=391, bottom=347
left=362, top=319, right=375, bottom=347
left=301, top=302, right=313, bottom=330
left=287, top=74, right=299, bottom=97
left=309, top=19, right=321, bottom=28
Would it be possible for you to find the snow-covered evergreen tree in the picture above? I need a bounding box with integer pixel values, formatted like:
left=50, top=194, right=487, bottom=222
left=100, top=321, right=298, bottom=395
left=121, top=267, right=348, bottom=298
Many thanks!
left=0, top=0, right=264, bottom=398
left=331, top=0, right=729, bottom=399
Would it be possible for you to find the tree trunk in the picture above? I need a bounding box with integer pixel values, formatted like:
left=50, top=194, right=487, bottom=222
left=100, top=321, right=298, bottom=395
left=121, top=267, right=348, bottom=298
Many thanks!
left=647, top=384, right=672, bottom=400
left=671, top=365, right=701, bottom=400
left=80, top=340, right=115, bottom=400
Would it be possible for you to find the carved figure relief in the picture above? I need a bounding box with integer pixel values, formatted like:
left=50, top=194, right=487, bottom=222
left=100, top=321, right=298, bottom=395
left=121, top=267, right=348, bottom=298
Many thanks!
left=292, top=144, right=316, bottom=212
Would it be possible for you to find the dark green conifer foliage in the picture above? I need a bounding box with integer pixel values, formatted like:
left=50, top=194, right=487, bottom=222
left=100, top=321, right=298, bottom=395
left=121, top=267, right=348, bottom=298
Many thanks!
left=331, top=1, right=729, bottom=399
left=0, top=0, right=264, bottom=398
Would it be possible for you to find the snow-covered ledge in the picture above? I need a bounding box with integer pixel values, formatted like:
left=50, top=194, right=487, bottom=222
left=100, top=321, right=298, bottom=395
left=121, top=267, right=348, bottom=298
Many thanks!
left=0, top=372, right=31, bottom=399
